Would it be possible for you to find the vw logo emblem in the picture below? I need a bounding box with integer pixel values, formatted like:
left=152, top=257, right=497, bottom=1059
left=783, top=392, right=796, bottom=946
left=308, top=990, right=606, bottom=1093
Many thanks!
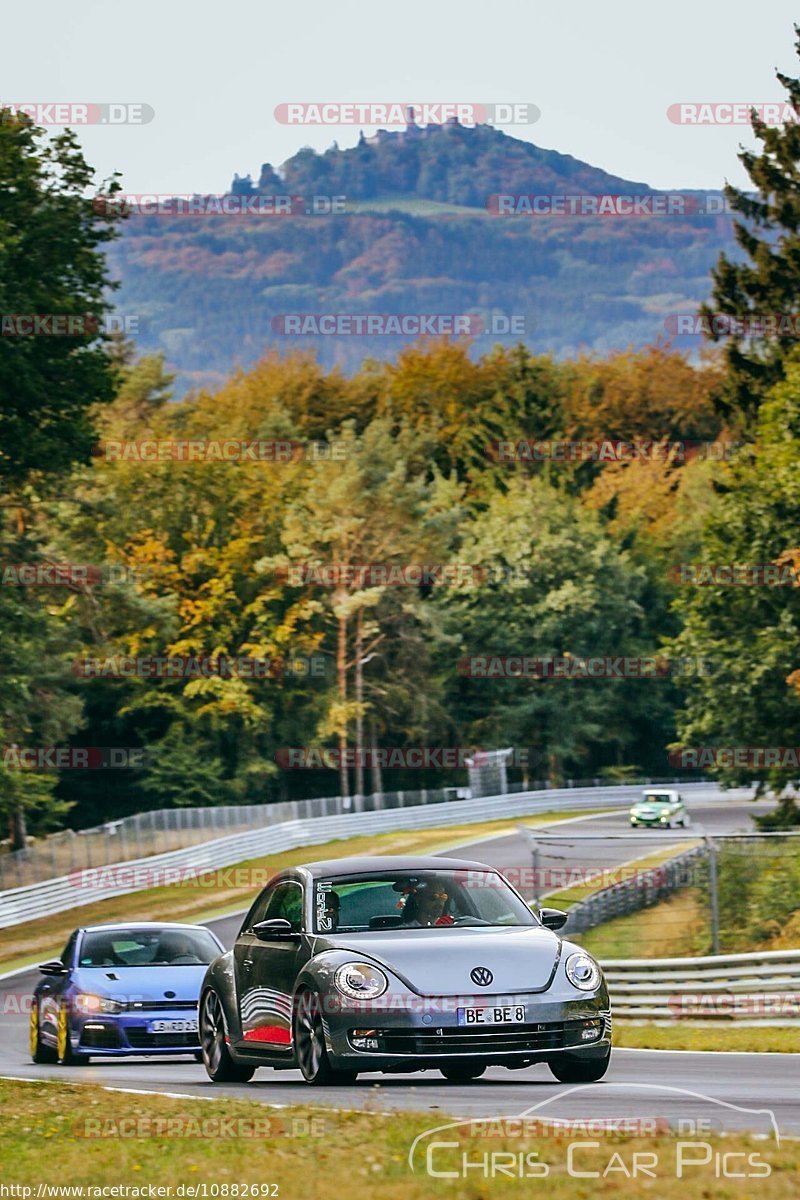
left=470, top=966, right=493, bottom=987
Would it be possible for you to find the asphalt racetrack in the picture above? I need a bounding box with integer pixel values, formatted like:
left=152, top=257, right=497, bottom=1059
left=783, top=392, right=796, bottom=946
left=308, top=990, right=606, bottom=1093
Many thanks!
left=2, top=789, right=797, bottom=1136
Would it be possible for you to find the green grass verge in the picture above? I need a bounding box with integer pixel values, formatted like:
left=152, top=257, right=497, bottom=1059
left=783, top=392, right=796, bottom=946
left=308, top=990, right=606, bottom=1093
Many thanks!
left=543, top=839, right=699, bottom=908
left=0, top=1078, right=796, bottom=1195
left=0, top=808, right=607, bottom=974
left=579, top=888, right=800, bottom=960
left=577, top=888, right=709, bottom=958
left=613, top=1021, right=800, bottom=1053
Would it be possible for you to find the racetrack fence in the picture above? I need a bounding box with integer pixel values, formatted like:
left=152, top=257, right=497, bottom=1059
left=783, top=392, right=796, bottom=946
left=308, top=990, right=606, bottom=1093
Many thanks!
left=0, top=775, right=702, bottom=890
left=0, top=781, right=719, bottom=929
left=522, top=829, right=800, bottom=959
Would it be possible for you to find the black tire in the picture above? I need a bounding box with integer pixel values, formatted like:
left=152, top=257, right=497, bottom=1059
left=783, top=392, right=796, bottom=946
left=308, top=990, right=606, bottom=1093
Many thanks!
left=29, top=1001, right=56, bottom=1064
left=200, top=988, right=255, bottom=1083
left=56, top=1001, right=89, bottom=1066
left=549, top=1048, right=611, bottom=1083
left=440, top=1064, right=486, bottom=1083
left=293, top=990, right=357, bottom=1086
left=192, top=1050, right=204, bottom=1063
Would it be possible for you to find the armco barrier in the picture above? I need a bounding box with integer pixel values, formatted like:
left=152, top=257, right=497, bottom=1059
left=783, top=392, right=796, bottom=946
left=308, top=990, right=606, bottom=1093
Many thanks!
left=563, top=846, right=708, bottom=934
left=602, top=949, right=800, bottom=1024
left=0, top=782, right=719, bottom=929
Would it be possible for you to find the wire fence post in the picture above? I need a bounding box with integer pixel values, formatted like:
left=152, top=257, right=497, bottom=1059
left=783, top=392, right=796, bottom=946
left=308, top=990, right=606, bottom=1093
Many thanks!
left=705, top=834, right=720, bottom=955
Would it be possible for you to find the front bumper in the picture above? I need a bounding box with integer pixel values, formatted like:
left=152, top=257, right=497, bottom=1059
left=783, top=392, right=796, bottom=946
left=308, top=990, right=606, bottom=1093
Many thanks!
left=73, top=1009, right=200, bottom=1056
left=323, top=994, right=611, bottom=1072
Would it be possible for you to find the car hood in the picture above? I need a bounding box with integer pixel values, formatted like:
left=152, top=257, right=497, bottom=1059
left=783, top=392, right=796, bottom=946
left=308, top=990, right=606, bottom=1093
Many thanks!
left=317, top=925, right=563, bottom=996
left=71, top=965, right=207, bottom=1003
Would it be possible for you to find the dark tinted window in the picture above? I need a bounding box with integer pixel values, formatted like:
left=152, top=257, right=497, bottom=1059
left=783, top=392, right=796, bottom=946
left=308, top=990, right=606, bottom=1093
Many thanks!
left=264, top=882, right=304, bottom=931
left=79, top=927, right=219, bottom=966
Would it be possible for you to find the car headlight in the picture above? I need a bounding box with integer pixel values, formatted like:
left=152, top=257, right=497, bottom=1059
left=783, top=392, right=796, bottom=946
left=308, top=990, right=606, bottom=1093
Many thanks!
left=74, top=993, right=123, bottom=1015
left=333, top=962, right=388, bottom=1000
left=565, top=953, right=601, bottom=992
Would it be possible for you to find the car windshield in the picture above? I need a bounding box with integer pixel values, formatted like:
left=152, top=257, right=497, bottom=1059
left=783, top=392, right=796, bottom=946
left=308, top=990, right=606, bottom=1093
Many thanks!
left=642, top=795, right=673, bottom=805
left=79, top=927, right=219, bottom=967
left=313, top=870, right=538, bottom=933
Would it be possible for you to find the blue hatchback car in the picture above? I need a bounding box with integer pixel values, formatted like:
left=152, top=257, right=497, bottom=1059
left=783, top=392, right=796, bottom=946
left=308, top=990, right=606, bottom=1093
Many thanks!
left=30, top=922, right=224, bottom=1065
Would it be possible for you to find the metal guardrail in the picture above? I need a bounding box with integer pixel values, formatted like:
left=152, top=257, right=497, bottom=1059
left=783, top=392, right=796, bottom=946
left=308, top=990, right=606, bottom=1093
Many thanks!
left=563, top=846, right=708, bottom=935
left=0, top=775, right=702, bottom=889
left=0, top=782, right=719, bottom=929
left=602, top=949, right=800, bottom=1024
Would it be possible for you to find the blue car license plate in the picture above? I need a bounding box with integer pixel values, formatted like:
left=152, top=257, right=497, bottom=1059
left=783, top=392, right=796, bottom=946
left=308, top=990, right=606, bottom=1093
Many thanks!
left=147, top=1018, right=198, bottom=1033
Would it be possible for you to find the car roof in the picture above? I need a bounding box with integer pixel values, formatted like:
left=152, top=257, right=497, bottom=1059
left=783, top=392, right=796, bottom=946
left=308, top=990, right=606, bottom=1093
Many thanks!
left=77, top=922, right=211, bottom=933
left=297, top=855, right=503, bottom=878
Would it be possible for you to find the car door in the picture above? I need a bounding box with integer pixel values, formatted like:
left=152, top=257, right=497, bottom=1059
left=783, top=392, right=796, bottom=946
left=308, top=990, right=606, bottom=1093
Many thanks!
left=234, top=880, right=309, bottom=1052
left=39, top=931, right=77, bottom=1044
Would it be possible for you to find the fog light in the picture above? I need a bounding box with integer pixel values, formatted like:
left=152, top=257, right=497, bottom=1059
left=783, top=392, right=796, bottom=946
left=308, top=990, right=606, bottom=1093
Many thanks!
left=350, top=1028, right=381, bottom=1051
left=581, top=1019, right=601, bottom=1040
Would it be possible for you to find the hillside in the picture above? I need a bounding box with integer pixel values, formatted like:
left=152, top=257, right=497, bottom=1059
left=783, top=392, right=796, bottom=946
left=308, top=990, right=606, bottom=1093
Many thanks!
left=108, top=122, right=738, bottom=390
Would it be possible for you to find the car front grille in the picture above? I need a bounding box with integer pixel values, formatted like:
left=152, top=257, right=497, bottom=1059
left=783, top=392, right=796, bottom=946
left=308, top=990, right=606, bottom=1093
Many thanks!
left=368, top=1018, right=604, bottom=1056
left=125, top=1029, right=198, bottom=1049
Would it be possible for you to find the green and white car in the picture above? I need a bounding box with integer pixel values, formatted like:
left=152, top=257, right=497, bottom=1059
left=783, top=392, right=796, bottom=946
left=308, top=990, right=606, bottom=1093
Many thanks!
left=629, top=789, right=690, bottom=829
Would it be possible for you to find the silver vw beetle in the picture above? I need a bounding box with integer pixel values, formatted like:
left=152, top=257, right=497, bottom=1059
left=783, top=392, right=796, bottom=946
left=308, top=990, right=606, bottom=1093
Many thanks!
left=199, top=855, right=611, bottom=1086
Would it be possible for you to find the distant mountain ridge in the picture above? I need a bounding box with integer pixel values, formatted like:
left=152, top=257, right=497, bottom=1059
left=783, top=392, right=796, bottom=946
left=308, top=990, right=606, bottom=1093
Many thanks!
left=230, top=120, right=656, bottom=208
left=108, top=121, right=736, bottom=392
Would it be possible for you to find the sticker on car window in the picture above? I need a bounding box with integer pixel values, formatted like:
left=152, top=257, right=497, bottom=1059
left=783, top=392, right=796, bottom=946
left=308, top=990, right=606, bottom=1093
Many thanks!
left=316, top=881, right=335, bottom=931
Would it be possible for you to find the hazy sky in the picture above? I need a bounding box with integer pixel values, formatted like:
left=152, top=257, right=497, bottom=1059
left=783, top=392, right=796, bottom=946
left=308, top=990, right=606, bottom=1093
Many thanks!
left=2, top=1, right=797, bottom=194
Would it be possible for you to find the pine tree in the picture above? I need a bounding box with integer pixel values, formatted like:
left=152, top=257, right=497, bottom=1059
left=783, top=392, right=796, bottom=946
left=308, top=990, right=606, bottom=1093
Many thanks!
left=700, top=25, right=800, bottom=426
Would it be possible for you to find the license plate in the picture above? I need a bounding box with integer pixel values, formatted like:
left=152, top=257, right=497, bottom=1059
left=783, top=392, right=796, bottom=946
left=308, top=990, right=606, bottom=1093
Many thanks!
left=148, top=1019, right=198, bottom=1033
left=456, top=1005, right=526, bottom=1026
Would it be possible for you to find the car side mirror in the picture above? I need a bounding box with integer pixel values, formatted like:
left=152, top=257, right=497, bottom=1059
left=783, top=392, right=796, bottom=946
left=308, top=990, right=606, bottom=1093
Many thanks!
left=251, top=918, right=298, bottom=940
left=38, top=959, right=67, bottom=976
left=539, top=907, right=568, bottom=931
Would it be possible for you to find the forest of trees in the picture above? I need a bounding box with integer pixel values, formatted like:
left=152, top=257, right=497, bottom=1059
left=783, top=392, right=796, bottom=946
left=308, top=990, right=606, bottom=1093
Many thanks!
left=2, top=31, right=800, bottom=845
